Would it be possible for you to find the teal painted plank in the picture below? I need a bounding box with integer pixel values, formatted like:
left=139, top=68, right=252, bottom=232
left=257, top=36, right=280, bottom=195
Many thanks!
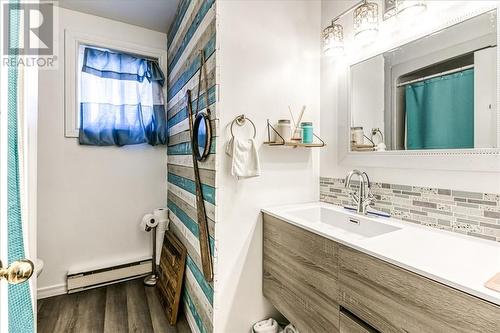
left=209, top=237, right=214, bottom=257
left=168, top=199, right=198, bottom=237
left=167, top=199, right=216, bottom=254
left=167, top=85, right=216, bottom=129
left=168, top=0, right=192, bottom=46
left=169, top=0, right=215, bottom=71
left=168, top=35, right=216, bottom=101
left=183, top=288, right=208, bottom=333
left=167, top=137, right=216, bottom=155
left=168, top=142, right=192, bottom=155
left=168, top=173, right=215, bottom=204
left=186, top=255, right=214, bottom=304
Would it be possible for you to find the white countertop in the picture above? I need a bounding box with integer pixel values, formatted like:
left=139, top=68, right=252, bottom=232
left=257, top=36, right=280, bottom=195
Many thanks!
left=262, top=201, right=500, bottom=306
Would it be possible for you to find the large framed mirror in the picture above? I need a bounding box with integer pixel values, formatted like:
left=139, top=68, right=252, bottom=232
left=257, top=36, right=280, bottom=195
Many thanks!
left=347, top=8, right=498, bottom=154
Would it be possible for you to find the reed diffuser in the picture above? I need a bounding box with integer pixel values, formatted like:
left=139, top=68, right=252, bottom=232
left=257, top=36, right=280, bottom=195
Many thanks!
left=289, top=105, right=306, bottom=141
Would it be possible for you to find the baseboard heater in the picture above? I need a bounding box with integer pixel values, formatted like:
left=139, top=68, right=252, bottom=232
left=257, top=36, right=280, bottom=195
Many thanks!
left=66, top=259, right=152, bottom=293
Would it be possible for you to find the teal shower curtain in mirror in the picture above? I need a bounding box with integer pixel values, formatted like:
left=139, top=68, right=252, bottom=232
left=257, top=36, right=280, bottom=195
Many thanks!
left=405, top=68, right=474, bottom=150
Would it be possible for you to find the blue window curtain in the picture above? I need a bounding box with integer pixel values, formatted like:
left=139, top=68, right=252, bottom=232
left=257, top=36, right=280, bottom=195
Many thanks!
left=405, top=68, right=474, bottom=150
left=79, top=47, right=167, bottom=146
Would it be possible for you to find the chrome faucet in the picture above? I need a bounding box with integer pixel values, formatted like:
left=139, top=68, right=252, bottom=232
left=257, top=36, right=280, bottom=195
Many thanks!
left=345, top=170, right=375, bottom=215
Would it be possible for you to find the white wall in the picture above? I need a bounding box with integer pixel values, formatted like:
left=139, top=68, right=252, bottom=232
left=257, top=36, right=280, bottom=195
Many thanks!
left=214, top=1, right=321, bottom=331
left=37, top=8, right=167, bottom=295
left=321, top=0, right=500, bottom=194
left=351, top=54, right=385, bottom=140
left=475, top=47, right=498, bottom=148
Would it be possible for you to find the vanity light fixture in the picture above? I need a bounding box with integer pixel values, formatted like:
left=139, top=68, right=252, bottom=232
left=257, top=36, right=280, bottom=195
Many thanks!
left=396, top=0, right=427, bottom=19
left=383, top=0, right=397, bottom=20
left=321, top=0, right=380, bottom=55
left=383, top=0, right=427, bottom=20
left=322, top=21, right=344, bottom=56
left=322, top=0, right=365, bottom=55
left=353, top=1, right=379, bottom=43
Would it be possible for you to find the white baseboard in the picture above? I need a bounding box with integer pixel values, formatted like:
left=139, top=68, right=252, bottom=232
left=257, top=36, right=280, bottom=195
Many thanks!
left=37, top=283, right=67, bottom=299
left=38, top=257, right=152, bottom=299
left=67, top=259, right=151, bottom=293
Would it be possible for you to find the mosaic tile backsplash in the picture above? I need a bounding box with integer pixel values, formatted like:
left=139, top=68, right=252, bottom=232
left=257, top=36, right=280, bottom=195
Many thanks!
left=320, top=177, right=500, bottom=242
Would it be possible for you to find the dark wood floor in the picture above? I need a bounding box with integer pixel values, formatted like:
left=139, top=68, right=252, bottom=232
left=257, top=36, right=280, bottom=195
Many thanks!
left=37, top=279, right=191, bottom=333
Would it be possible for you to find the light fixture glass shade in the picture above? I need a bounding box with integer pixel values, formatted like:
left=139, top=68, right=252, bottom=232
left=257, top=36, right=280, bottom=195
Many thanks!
left=383, top=0, right=397, bottom=20
left=323, top=22, right=344, bottom=55
left=354, top=2, right=379, bottom=42
left=396, top=0, right=426, bottom=19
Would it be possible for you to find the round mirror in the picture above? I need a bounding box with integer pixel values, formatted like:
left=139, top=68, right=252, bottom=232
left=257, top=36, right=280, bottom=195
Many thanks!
left=193, top=112, right=212, bottom=161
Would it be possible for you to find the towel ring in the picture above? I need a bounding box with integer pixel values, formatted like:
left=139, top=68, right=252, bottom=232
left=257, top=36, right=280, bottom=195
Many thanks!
left=230, top=115, right=256, bottom=139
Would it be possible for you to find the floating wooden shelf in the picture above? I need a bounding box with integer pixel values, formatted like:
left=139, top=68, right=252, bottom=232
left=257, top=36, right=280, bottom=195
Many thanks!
left=351, top=143, right=375, bottom=152
left=264, top=141, right=326, bottom=148
left=265, top=119, right=326, bottom=148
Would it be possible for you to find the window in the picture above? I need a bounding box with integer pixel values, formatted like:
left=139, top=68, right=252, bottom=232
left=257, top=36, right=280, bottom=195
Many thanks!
left=77, top=46, right=167, bottom=146
left=64, top=30, right=168, bottom=145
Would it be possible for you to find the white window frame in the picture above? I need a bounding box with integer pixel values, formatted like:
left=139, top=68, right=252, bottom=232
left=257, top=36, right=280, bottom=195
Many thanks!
left=64, top=29, right=168, bottom=138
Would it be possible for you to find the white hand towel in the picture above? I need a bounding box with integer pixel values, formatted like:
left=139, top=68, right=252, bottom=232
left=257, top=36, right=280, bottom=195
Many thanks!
left=227, top=137, right=261, bottom=179
left=253, top=318, right=280, bottom=333
left=225, top=137, right=234, bottom=157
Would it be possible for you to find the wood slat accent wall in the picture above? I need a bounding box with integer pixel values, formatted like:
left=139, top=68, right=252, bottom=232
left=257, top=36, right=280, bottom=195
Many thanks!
left=166, top=1, right=217, bottom=332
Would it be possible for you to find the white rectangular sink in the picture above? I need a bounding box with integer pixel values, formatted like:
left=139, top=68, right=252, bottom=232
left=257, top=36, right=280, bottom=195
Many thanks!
left=287, top=206, right=401, bottom=240
left=262, top=202, right=500, bottom=307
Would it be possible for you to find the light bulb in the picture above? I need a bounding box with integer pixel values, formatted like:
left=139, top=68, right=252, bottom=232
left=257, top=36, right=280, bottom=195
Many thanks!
left=323, top=22, right=344, bottom=56
left=397, top=0, right=427, bottom=20
left=354, top=2, right=379, bottom=43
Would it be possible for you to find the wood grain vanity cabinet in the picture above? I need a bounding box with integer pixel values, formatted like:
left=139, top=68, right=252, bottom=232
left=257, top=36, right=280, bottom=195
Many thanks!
left=339, top=310, right=377, bottom=333
left=263, top=214, right=340, bottom=333
left=339, top=244, right=500, bottom=333
left=263, top=213, right=500, bottom=333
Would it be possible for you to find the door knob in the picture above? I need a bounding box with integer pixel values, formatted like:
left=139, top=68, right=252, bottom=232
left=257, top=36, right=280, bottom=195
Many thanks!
left=0, top=259, right=34, bottom=284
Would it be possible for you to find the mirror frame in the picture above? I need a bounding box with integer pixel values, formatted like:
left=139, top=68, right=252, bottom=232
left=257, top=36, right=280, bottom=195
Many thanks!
left=193, top=112, right=212, bottom=161
left=338, top=4, right=500, bottom=172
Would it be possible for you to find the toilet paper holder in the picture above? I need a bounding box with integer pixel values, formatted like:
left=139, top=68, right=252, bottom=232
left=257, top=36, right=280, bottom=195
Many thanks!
left=142, top=208, right=169, bottom=287
left=144, top=225, right=159, bottom=287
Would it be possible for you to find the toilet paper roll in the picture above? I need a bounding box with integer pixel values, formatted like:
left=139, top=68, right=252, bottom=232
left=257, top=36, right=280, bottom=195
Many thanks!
left=153, top=208, right=168, bottom=222
left=140, top=213, right=158, bottom=231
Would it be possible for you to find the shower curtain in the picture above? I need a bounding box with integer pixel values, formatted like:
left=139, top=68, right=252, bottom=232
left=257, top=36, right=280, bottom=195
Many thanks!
left=5, top=0, right=35, bottom=332
left=405, top=68, right=474, bottom=150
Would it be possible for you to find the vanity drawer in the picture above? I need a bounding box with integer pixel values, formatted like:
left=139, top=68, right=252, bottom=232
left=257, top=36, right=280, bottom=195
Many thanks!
left=263, top=213, right=339, bottom=333
left=339, top=309, right=377, bottom=333
left=339, top=244, right=500, bottom=333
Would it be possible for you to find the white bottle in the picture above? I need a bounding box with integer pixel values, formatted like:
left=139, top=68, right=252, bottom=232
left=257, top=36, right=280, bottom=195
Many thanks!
left=275, top=119, right=292, bottom=143
left=351, top=127, right=364, bottom=145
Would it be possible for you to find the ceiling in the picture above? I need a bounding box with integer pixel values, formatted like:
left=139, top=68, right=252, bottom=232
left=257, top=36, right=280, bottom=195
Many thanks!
left=58, top=0, right=181, bottom=33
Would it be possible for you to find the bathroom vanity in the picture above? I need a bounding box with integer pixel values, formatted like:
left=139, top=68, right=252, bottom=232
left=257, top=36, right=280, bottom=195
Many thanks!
left=262, top=203, right=500, bottom=333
